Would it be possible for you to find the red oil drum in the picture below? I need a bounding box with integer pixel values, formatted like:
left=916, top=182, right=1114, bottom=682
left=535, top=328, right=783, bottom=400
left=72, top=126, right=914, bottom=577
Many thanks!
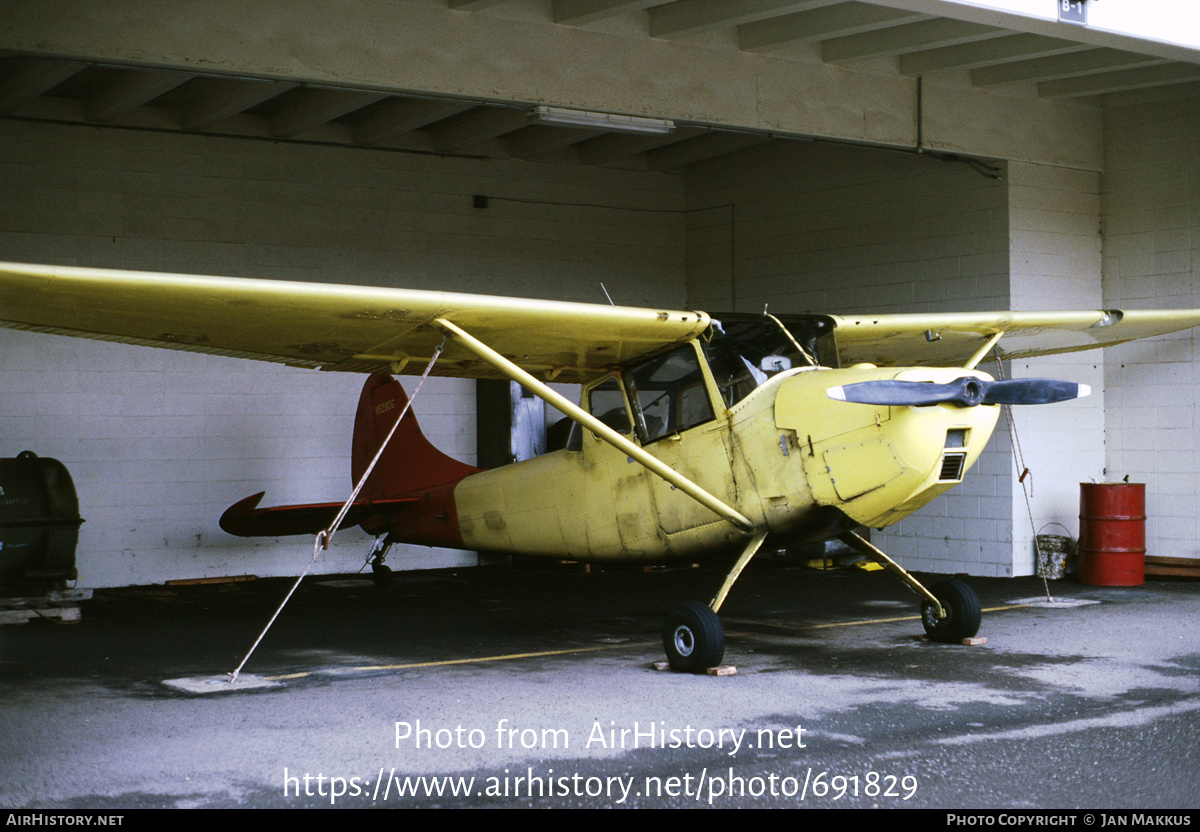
left=1078, top=483, right=1145, bottom=586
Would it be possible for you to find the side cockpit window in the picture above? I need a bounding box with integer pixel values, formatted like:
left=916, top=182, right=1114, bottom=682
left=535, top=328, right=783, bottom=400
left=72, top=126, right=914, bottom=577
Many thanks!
left=566, top=345, right=719, bottom=451
left=624, top=344, right=715, bottom=444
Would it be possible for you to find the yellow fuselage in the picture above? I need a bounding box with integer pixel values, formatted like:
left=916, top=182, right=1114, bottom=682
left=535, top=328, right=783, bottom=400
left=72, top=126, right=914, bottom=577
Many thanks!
left=450, top=366, right=1000, bottom=561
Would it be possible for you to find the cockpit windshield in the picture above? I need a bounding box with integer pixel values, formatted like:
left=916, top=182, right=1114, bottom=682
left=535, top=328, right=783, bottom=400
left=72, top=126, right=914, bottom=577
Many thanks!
left=702, top=313, right=838, bottom=409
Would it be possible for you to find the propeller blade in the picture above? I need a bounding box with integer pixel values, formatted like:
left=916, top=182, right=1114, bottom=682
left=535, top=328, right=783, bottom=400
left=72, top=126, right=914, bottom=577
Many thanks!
left=979, top=379, right=1090, bottom=405
left=828, top=379, right=977, bottom=407
left=827, top=377, right=1090, bottom=407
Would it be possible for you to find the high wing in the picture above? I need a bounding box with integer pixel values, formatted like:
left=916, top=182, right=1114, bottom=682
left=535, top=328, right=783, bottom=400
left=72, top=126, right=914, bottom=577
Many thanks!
left=3, top=262, right=1200, bottom=377
left=0, top=262, right=709, bottom=384
left=832, top=309, right=1200, bottom=368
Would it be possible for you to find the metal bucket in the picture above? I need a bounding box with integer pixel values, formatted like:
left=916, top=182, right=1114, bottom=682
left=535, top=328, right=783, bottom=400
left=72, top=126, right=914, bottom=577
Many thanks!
left=1035, top=533, right=1072, bottom=580
left=1078, top=483, right=1145, bottom=586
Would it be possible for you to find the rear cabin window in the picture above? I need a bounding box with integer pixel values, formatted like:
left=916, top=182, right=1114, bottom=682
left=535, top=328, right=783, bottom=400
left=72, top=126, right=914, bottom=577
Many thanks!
left=563, top=376, right=629, bottom=451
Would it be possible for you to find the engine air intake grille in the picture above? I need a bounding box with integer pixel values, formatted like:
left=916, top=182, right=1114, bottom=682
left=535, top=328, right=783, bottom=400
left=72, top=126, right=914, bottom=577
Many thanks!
left=939, top=452, right=966, bottom=482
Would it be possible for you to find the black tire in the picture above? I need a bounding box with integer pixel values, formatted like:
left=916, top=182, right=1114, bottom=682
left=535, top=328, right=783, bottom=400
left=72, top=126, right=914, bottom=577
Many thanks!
left=371, top=562, right=393, bottom=589
left=663, top=601, right=725, bottom=672
left=921, top=578, right=981, bottom=642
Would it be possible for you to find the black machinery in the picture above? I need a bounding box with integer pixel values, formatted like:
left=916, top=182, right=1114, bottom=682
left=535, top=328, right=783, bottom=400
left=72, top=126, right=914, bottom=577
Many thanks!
left=0, top=451, right=84, bottom=596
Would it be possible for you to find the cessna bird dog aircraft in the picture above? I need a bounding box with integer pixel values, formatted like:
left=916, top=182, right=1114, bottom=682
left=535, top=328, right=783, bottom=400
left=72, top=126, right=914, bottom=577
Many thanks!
left=3, top=262, right=1199, bottom=672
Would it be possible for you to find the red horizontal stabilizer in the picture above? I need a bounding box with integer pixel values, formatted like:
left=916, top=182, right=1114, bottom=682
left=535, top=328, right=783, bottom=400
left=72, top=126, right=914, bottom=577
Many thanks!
left=219, top=491, right=418, bottom=538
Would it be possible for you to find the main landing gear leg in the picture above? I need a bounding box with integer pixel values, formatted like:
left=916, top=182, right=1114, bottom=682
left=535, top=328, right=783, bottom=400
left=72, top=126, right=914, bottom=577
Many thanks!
left=662, top=530, right=768, bottom=673
left=836, top=530, right=981, bottom=642
left=366, top=535, right=396, bottom=589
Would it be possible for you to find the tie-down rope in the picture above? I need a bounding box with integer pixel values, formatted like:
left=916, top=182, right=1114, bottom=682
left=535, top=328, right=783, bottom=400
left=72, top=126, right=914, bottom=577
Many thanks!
left=228, top=337, right=448, bottom=684
left=993, top=349, right=1054, bottom=603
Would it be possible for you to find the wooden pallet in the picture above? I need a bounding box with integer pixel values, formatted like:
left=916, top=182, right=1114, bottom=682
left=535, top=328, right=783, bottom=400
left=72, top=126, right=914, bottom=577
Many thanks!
left=165, top=574, right=258, bottom=586
left=0, top=603, right=81, bottom=624
left=1146, top=556, right=1200, bottom=579
left=0, top=589, right=92, bottom=624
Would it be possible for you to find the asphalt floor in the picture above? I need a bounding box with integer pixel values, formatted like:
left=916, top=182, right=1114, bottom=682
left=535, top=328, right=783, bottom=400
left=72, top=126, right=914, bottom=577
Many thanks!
left=2, top=555, right=1198, bottom=809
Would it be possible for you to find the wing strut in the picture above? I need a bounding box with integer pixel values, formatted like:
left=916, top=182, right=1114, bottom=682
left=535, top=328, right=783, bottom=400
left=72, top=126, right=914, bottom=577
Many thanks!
left=964, top=332, right=1003, bottom=370
left=836, top=530, right=944, bottom=616
left=433, top=317, right=755, bottom=532
left=710, top=530, right=769, bottom=612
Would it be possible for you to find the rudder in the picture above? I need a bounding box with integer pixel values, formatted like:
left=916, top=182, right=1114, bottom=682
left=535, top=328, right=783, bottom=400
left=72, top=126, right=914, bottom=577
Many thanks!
left=351, top=374, right=481, bottom=500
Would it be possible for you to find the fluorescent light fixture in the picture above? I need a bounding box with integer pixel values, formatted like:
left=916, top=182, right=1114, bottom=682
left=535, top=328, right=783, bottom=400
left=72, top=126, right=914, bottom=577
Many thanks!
left=530, top=106, right=674, bottom=135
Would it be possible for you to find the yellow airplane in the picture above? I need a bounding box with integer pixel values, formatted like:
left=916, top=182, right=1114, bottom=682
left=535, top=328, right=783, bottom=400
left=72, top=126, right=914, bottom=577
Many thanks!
left=3, top=262, right=1199, bottom=672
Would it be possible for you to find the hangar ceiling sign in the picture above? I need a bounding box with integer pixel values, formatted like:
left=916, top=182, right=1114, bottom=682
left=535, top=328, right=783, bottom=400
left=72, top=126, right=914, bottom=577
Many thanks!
left=1059, top=1, right=1088, bottom=26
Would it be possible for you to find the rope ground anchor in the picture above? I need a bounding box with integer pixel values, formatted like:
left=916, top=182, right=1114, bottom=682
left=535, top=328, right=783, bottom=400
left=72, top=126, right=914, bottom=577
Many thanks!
left=226, top=339, right=448, bottom=685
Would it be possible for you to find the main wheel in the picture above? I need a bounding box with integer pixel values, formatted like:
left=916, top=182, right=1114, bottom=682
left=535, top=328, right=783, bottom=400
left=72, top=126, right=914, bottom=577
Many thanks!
left=921, top=578, right=981, bottom=642
left=663, top=601, right=725, bottom=672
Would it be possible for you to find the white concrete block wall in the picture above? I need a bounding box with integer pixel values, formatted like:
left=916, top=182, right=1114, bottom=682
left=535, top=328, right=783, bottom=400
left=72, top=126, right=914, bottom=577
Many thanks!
left=1005, top=161, right=1106, bottom=575
left=685, top=142, right=1010, bottom=315
left=882, top=162, right=1106, bottom=577
left=5, top=100, right=1176, bottom=588
left=685, top=141, right=1018, bottom=575
left=1102, top=94, right=1200, bottom=562
left=0, top=119, right=687, bottom=587
left=882, top=427, right=1016, bottom=577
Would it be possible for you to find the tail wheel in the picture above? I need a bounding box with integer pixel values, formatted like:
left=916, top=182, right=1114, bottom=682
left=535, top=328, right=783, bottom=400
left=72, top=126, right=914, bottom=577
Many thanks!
left=663, top=601, right=725, bottom=672
left=921, top=578, right=982, bottom=642
left=371, top=561, right=393, bottom=589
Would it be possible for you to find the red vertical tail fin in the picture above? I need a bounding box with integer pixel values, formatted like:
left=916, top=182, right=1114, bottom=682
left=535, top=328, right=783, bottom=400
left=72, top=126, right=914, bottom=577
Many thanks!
left=351, top=374, right=482, bottom=500
left=220, top=374, right=480, bottom=540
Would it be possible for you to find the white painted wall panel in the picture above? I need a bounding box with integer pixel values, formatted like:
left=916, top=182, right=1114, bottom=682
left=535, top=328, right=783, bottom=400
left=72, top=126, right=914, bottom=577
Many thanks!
left=0, top=119, right=687, bottom=587
left=684, top=141, right=1019, bottom=575
left=1103, top=93, right=1200, bottom=562
left=1007, top=161, right=1105, bottom=575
